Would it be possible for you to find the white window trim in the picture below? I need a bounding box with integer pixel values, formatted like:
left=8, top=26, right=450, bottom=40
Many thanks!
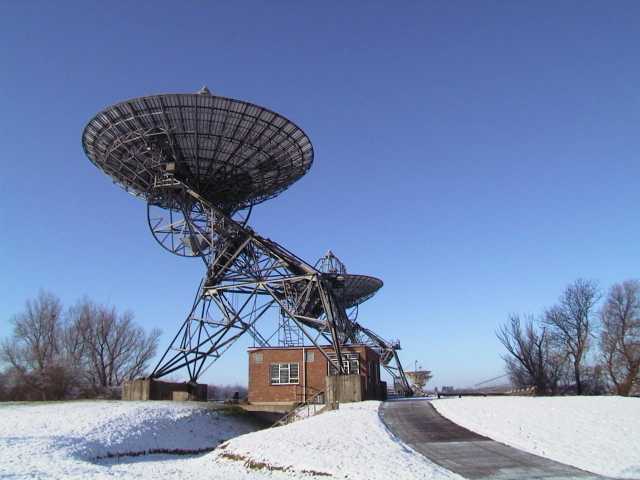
left=270, top=362, right=300, bottom=385
left=327, top=353, right=360, bottom=375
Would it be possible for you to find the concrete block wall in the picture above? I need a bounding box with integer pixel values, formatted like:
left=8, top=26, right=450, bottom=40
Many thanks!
left=122, top=378, right=151, bottom=400
left=122, top=378, right=207, bottom=401
left=325, top=374, right=364, bottom=404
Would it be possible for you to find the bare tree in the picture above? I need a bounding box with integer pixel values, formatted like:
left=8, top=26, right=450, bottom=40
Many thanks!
left=0, top=291, right=74, bottom=400
left=497, top=314, right=566, bottom=394
left=1, top=293, right=162, bottom=400
left=601, top=280, right=640, bottom=396
left=544, top=279, right=600, bottom=395
left=0, top=370, right=7, bottom=401
left=68, top=300, right=161, bottom=390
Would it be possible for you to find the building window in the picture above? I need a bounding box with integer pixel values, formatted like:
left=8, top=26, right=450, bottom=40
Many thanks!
left=253, top=352, right=263, bottom=364
left=305, top=350, right=315, bottom=362
left=327, top=353, right=359, bottom=375
left=270, top=363, right=299, bottom=385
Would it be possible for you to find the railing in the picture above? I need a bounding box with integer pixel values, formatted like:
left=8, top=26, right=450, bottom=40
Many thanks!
left=436, top=386, right=534, bottom=398
left=153, top=171, right=182, bottom=189
left=293, top=384, right=325, bottom=405
left=272, top=390, right=326, bottom=428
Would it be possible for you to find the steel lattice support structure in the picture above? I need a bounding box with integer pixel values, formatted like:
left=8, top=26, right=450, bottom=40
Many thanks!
left=148, top=174, right=354, bottom=381
left=353, top=324, right=413, bottom=396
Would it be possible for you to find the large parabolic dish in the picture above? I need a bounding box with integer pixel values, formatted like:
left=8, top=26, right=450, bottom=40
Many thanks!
left=82, top=88, right=314, bottom=211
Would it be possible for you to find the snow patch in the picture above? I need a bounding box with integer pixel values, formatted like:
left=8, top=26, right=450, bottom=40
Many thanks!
left=216, top=400, right=463, bottom=480
left=433, top=396, right=640, bottom=479
left=0, top=401, right=261, bottom=479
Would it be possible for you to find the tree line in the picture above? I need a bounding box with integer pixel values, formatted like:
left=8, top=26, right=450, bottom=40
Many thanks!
left=497, top=279, right=640, bottom=396
left=0, top=291, right=161, bottom=400
left=207, top=383, right=249, bottom=401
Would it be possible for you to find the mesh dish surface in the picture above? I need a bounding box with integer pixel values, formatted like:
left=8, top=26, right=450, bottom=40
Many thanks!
left=82, top=93, right=314, bottom=209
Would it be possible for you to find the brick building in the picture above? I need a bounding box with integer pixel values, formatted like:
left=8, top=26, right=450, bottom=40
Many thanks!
left=247, top=345, right=386, bottom=406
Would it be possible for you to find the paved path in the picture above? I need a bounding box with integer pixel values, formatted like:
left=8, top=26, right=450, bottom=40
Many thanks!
left=380, top=400, right=604, bottom=480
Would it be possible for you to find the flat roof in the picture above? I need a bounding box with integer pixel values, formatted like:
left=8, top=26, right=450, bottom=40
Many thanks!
left=247, top=344, right=375, bottom=352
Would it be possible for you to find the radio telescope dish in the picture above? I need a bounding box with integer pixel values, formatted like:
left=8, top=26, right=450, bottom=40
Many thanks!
left=316, top=251, right=383, bottom=307
left=82, top=88, right=313, bottom=212
left=334, top=274, right=383, bottom=308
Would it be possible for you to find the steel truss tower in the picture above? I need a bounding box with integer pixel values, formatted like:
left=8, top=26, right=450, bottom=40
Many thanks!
left=147, top=174, right=357, bottom=380
left=82, top=89, right=413, bottom=396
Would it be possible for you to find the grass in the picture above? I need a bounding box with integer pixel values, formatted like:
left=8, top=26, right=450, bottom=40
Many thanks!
left=95, top=446, right=216, bottom=460
left=218, top=451, right=331, bottom=476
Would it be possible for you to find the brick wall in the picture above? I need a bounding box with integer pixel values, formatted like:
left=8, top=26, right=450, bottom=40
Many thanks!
left=247, top=345, right=383, bottom=404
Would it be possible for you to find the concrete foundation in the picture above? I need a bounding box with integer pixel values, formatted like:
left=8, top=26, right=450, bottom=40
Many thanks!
left=122, top=378, right=207, bottom=401
left=240, top=402, right=297, bottom=414
left=239, top=402, right=296, bottom=424
left=325, top=374, right=364, bottom=404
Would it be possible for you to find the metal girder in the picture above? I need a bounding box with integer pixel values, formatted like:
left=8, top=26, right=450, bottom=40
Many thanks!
left=354, top=323, right=413, bottom=396
left=150, top=175, right=351, bottom=381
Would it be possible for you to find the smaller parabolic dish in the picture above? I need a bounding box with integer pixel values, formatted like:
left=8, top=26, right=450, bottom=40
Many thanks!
left=329, top=274, right=383, bottom=308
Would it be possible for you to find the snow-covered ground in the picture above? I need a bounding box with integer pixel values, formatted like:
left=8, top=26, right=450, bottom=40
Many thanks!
left=0, top=400, right=263, bottom=479
left=8, top=397, right=632, bottom=480
left=0, top=400, right=460, bottom=479
left=433, top=396, right=640, bottom=479
left=218, top=401, right=461, bottom=479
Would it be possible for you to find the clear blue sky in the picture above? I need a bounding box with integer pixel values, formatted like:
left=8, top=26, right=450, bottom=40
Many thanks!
left=1, top=1, right=638, bottom=388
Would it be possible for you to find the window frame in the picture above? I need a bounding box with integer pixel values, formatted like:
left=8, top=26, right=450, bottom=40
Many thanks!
left=326, top=352, right=360, bottom=376
left=270, top=362, right=300, bottom=385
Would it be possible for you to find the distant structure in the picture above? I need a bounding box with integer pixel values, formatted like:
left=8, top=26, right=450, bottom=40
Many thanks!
left=473, top=373, right=513, bottom=394
left=405, top=369, right=433, bottom=395
left=82, top=88, right=413, bottom=400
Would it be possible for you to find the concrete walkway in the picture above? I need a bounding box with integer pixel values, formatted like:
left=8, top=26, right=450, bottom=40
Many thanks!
left=380, top=400, right=605, bottom=480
